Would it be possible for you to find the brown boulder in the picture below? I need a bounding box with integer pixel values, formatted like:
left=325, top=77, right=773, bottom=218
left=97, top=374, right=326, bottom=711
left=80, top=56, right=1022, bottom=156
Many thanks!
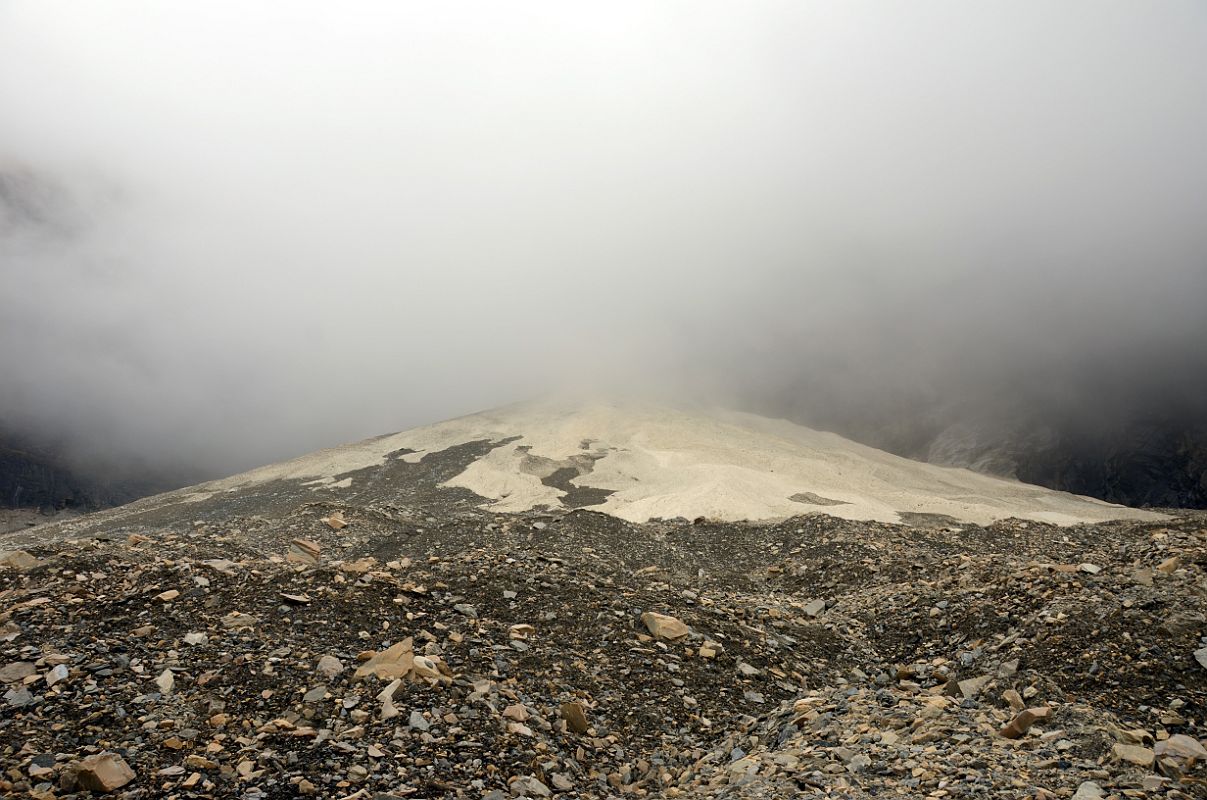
left=354, top=638, right=415, bottom=681
left=641, top=612, right=690, bottom=641
left=560, top=701, right=589, bottom=733
left=75, top=752, right=136, bottom=792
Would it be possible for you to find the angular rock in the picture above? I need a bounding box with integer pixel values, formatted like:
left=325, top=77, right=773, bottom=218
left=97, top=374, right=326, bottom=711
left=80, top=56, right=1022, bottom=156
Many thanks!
left=412, top=654, right=451, bottom=683
left=1072, top=782, right=1104, bottom=800
left=640, top=611, right=690, bottom=641
left=0, top=550, right=40, bottom=571
left=999, top=706, right=1050, bottom=739
left=221, top=611, right=257, bottom=630
left=45, top=664, right=69, bottom=687
left=287, top=539, right=322, bottom=565
left=958, top=674, right=992, bottom=699
left=75, top=752, right=136, bottom=793
left=321, top=511, right=348, bottom=530
left=510, top=775, right=551, bottom=797
left=803, top=599, right=826, bottom=617
left=316, top=655, right=344, bottom=679
left=1112, top=743, right=1155, bottom=767
left=354, top=638, right=415, bottom=681
left=0, top=661, right=36, bottom=683
left=1155, top=734, right=1207, bottom=761
left=560, top=701, right=589, bottom=733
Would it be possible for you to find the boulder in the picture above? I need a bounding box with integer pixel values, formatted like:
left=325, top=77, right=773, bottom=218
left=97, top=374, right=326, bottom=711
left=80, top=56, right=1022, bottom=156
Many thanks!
left=1112, top=743, right=1155, bottom=767
left=641, top=612, right=690, bottom=641
left=354, top=638, right=415, bottom=681
left=560, top=701, right=589, bottom=733
left=75, top=752, right=136, bottom=792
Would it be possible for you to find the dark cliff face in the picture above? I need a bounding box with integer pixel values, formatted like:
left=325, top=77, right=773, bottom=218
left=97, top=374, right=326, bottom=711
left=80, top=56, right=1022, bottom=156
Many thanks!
left=903, top=414, right=1207, bottom=509
left=0, top=429, right=179, bottom=512
left=1012, top=421, right=1207, bottom=509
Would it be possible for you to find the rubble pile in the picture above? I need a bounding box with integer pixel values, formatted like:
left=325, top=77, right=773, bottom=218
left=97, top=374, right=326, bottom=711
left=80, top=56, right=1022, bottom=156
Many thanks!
left=1, top=506, right=1205, bottom=798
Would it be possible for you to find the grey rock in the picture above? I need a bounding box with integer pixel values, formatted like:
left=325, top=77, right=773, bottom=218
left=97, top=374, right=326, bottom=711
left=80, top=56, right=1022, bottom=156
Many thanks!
left=510, top=775, right=550, bottom=797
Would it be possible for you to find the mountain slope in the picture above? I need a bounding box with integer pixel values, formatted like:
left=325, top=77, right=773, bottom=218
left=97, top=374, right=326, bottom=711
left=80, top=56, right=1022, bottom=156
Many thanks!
left=74, top=402, right=1159, bottom=537
left=2, top=403, right=1203, bottom=799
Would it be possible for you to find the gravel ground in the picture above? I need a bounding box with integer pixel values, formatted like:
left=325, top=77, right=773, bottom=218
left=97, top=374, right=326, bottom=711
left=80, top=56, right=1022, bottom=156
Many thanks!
left=2, top=498, right=1206, bottom=798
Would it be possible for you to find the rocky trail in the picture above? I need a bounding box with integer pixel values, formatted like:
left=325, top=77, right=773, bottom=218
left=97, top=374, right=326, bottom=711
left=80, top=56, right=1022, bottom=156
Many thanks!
left=2, top=504, right=1206, bottom=799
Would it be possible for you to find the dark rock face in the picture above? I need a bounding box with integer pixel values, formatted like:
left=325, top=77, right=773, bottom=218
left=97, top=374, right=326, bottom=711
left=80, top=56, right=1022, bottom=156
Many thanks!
left=914, top=416, right=1207, bottom=509
left=1013, top=421, right=1207, bottom=509
left=0, top=430, right=167, bottom=512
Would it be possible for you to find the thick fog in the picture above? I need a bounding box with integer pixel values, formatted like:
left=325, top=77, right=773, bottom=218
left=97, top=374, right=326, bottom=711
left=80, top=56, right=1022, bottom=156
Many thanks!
left=3, top=2, right=1207, bottom=483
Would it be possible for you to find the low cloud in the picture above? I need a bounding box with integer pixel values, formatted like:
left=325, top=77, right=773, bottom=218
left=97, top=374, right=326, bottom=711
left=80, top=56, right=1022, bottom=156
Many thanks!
left=2, top=2, right=1206, bottom=483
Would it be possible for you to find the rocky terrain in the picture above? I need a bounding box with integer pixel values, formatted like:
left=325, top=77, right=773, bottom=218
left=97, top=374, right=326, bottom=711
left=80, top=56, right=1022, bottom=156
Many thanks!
left=2, top=500, right=1206, bottom=799
left=1, top=406, right=1204, bottom=799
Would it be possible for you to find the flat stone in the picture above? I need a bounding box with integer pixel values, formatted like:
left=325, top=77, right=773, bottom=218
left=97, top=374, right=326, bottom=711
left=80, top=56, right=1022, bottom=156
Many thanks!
left=510, top=775, right=550, bottom=797
left=200, top=558, right=240, bottom=575
left=0, top=661, right=36, bottom=683
left=803, top=599, right=826, bottom=617
left=356, top=639, right=415, bottom=681
left=1155, top=733, right=1207, bottom=761
left=1112, top=743, right=1155, bottom=767
left=221, top=611, right=257, bottom=630
left=340, top=558, right=377, bottom=574
left=958, top=675, right=992, bottom=699
left=45, top=664, right=69, bottom=687
left=321, top=511, right=348, bottom=530
left=5, top=687, right=34, bottom=707
left=1072, top=781, right=1103, bottom=800
left=0, top=550, right=40, bottom=571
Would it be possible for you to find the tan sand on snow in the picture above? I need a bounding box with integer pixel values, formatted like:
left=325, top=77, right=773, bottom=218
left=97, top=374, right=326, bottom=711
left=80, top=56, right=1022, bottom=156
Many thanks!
left=204, top=401, right=1163, bottom=526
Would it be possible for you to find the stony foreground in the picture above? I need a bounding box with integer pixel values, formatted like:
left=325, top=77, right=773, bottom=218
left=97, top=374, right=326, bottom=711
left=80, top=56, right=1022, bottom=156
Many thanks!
left=2, top=507, right=1206, bottom=798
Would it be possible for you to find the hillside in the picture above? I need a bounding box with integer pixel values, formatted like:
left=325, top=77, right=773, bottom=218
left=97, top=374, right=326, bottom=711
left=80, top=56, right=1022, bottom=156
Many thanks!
left=1, top=405, right=1203, bottom=799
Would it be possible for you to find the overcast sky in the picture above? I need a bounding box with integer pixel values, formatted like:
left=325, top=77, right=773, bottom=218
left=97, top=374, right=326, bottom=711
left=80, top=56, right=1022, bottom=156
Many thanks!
left=3, top=2, right=1206, bottom=478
